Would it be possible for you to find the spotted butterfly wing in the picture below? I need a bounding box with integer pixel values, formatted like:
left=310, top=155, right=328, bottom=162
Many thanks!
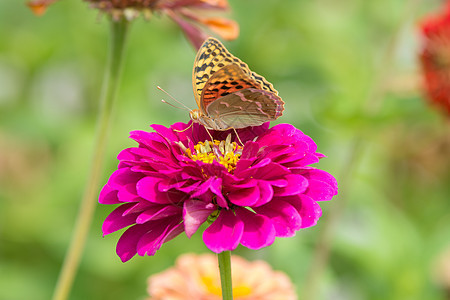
left=191, top=37, right=284, bottom=130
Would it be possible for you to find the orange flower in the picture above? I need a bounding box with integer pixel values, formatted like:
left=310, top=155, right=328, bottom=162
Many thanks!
left=147, top=253, right=297, bottom=300
left=27, top=0, right=58, bottom=16
left=26, top=0, right=239, bottom=49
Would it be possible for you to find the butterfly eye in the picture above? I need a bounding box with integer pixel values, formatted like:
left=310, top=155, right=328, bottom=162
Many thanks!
left=190, top=110, right=199, bottom=120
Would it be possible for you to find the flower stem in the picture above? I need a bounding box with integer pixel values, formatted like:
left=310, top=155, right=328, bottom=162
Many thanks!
left=52, top=18, right=129, bottom=300
left=218, top=251, right=233, bottom=300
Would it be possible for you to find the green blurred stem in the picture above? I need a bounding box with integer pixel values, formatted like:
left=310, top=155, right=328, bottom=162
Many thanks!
left=300, top=0, right=423, bottom=299
left=301, top=138, right=363, bottom=299
left=52, top=19, right=129, bottom=300
left=218, top=251, right=233, bottom=300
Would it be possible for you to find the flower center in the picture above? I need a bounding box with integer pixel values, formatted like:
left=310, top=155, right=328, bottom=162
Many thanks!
left=183, top=135, right=242, bottom=173
left=201, top=275, right=252, bottom=297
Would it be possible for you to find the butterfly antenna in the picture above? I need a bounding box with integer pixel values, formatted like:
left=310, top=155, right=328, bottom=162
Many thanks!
left=161, top=99, right=190, bottom=111
left=157, top=86, right=192, bottom=111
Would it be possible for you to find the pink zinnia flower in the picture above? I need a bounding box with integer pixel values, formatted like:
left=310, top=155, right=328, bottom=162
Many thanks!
left=419, top=1, right=450, bottom=117
left=147, top=253, right=298, bottom=299
left=100, top=122, right=338, bottom=262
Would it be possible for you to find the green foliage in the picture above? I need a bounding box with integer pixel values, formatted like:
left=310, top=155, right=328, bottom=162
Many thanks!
left=0, top=0, right=449, bottom=299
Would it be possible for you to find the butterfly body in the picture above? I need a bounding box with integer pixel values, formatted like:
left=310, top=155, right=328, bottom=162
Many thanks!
left=191, top=38, right=284, bottom=130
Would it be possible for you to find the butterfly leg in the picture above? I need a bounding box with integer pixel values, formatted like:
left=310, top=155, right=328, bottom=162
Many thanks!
left=232, top=128, right=244, bottom=146
left=205, top=127, right=215, bottom=143
left=173, top=121, right=194, bottom=133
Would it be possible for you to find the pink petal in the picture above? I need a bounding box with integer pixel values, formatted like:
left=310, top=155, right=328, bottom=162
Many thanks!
left=304, top=179, right=337, bottom=201
left=117, top=183, right=140, bottom=202
left=203, top=209, right=244, bottom=253
left=136, top=219, right=182, bottom=257
left=301, top=169, right=338, bottom=194
left=191, top=177, right=227, bottom=207
left=274, top=174, right=308, bottom=196
left=228, top=185, right=260, bottom=207
left=254, top=200, right=301, bottom=237
left=136, top=205, right=182, bottom=224
left=252, top=180, right=274, bottom=207
left=129, top=130, right=167, bottom=149
left=102, top=203, right=139, bottom=236
left=108, top=168, right=142, bottom=190
left=183, top=200, right=216, bottom=238
left=137, top=177, right=187, bottom=204
left=116, top=223, right=151, bottom=262
left=235, top=208, right=275, bottom=249
left=99, top=184, right=119, bottom=204
left=122, top=201, right=151, bottom=215
left=282, top=194, right=323, bottom=228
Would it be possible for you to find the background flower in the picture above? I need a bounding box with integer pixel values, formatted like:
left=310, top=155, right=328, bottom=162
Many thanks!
left=26, top=0, right=239, bottom=49
left=147, top=253, right=297, bottom=300
left=419, top=1, right=450, bottom=117
left=100, top=121, right=337, bottom=262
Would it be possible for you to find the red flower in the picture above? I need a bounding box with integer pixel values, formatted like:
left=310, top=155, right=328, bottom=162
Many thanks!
left=419, top=2, right=450, bottom=117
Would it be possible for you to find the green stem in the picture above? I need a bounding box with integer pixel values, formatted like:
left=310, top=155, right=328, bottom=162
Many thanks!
left=52, top=18, right=129, bottom=300
left=218, top=251, right=233, bottom=300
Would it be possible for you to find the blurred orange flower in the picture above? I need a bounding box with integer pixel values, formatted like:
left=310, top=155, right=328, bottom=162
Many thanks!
left=147, top=253, right=297, bottom=300
left=26, top=0, right=58, bottom=16
left=26, top=0, right=239, bottom=49
left=431, top=246, right=450, bottom=295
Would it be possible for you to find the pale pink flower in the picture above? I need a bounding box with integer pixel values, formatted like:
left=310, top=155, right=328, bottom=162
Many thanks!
left=147, top=253, right=297, bottom=300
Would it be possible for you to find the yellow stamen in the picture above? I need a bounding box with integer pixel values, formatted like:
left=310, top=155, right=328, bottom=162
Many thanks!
left=184, top=135, right=242, bottom=173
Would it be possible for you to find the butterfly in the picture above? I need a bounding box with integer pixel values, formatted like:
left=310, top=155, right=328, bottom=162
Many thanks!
left=190, top=37, right=284, bottom=131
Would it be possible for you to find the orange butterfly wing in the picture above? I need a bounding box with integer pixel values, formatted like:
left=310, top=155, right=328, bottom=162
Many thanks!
left=192, top=38, right=280, bottom=113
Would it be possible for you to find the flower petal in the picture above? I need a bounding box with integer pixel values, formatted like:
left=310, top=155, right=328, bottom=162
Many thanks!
left=183, top=199, right=216, bottom=237
left=274, top=174, right=308, bottom=196
left=196, top=17, right=239, bottom=40
left=102, top=203, right=140, bottom=236
left=168, top=10, right=208, bottom=50
left=203, top=209, right=244, bottom=253
left=108, top=168, right=142, bottom=190
left=254, top=200, right=301, bottom=237
left=27, top=0, right=56, bottom=16
left=228, top=185, right=260, bottom=207
left=99, top=184, right=120, bottom=204
left=137, top=177, right=187, bottom=204
left=136, top=205, right=182, bottom=224
left=303, top=171, right=338, bottom=201
left=301, top=168, right=338, bottom=197
left=235, top=208, right=275, bottom=249
left=283, top=194, right=323, bottom=228
left=116, top=223, right=151, bottom=262
left=136, top=219, right=183, bottom=257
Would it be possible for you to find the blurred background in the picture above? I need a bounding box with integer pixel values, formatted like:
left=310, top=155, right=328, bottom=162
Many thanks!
left=1, top=0, right=450, bottom=299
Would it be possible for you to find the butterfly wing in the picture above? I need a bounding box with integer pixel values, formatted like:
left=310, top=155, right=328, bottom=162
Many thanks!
left=201, top=63, right=260, bottom=108
left=205, top=88, right=284, bottom=129
left=192, top=37, right=279, bottom=113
